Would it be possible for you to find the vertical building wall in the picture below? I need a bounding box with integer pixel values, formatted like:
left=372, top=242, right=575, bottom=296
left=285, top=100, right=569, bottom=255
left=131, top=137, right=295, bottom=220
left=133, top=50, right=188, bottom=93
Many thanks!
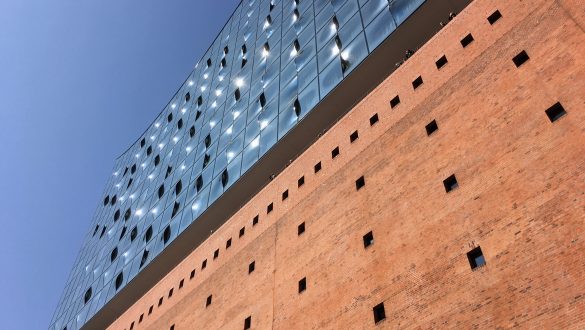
left=108, top=0, right=585, bottom=328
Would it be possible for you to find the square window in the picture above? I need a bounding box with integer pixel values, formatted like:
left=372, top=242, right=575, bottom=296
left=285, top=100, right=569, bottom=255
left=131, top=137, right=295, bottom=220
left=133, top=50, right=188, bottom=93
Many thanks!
left=369, top=113, right=379, bottom=126
left=298, top=176, right=305, bottom=187
left=239, top=227, right=245, bottom=237
left=487, top=10, right=502, bottom=24
left=226, top=238, right=232, bottom=249
left=267, top=202, right=274, bottom=214
left=244, top=316, right=252, bottom=330
left=412, top=76, right=423, bottom=90
left=206, top=295, right=212, bottom=307
left=298, top=277, right=307, bottom=293
left=467, top=246, right=486, bottom=270
left=363, top=231, right=374, bottom=248
left=168, top=288, right=173, bottom=298
left=373, top=302, right=386, bottom=323
left=460, top=33, right=474, bottom=48
left=436, top=55, right=448, bottom=69
left=252, top=215, right=259, bottom=226
left=179, top=279, right=184, bottom=289
left=545, top=102, right=567, bottom=122
left=190, top=269, right=195, bottom=279
left=202, top=259, right=207, bottom=269
left=249, top=261, right=255, bottom=274
left=350, top=130, right=359, bottom=143
left=314, top=162, right=322, bottom=173
left=355, top=176, right=365, bottom=190
left=425, top=120, right=438, bottom=136
left=282, top=189, right=289, bottom=201
left=443, top=174, right=459, bottom=193
left=390, top=95, right=400, bottom=108
left=332, top=147, right=340, bottom=159
left=298, top=222, right=305, bottom=235
left=512, top=50, right=529, bottom=67
left=214, top=249, right=219, bottom=259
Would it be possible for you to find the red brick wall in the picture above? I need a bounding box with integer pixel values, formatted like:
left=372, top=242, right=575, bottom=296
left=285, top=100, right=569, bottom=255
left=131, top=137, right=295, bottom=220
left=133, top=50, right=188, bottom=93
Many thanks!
left=109, top=0, right=585, bottom=329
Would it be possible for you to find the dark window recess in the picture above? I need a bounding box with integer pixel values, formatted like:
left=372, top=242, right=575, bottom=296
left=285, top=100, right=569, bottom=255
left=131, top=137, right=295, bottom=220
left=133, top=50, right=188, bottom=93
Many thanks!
left=221, top=169, right=229, bottom=187
left=140, top=138, right=146, bottom=148
left=282, top=189, right=289, bottom=201
left=220, top=58, right=227, bottom=68
left=467, top=246, right=486, bottom=270
left=100, top=226, right=107, bottom=238
left=545, top=102, right=567, bottom=122
left=293, top=98, right=302, bottom=117
left=175, top=180, right=182, bottom=196
left=110, top=247, right=118, bottom=262
left=207, top=58, right=212, bottom=67
left=298, top=222, right=305, bottom=235
left=111, top=195, right=117, bottom=205
left=202, top=259, right=207, bottom=269
left=165, top=165, right=173, bottom=179
left=436, top=55, right=448, bottom=69
left=196, top=175, right=203, bottom=192
left=461, top=33, right=474, bottom=47
left=158, top=297, right=163, bottom=306
left=93, top=224, right=100, bottom=237
left=373, top=302, right=386, bottom=323
left=126, top=178, right=133, bottom=188
left=179, top=279, right=184, bottom=289
left=390, top=95, right=400, bottom=108
left=167, top=113, right=173, bottom=123
left=298, top=176, right=305, bottom=187
left=206, top=295, right=212, bottom=307
left=131, top=164, right=136, bottom=174
left=185, top=92, right=191, bottom=102
left=163, top=225, right=171, bottom=244
left=84, top=287, right=92, bottom=304
left=147, top=145, right=152, bottom=156
left=224, top=46, right=229, bottom=54
left=139, top=314, right=143, bottom=323
left=244, top=316, right=252, bottom=330
left=234, top=88, right=241, bottom=101
left=114, top=209, right=120, bottom=222
left=331, top=147, right=340, bottom=159
left=298, top=277, right=307, bottom=293
left=512, top=50, right=529, bottom=67
left=197, top=96, right=203, bottom=107
left=168, top=288, right=173, bottom=298
left=171, top=201, right=180, bottom=218
left=119, top=226, right=127, bottom=240
left=190, top=269, right=196, bottom=279
left=154, top=155, right=160, bottom=166
left=363, top=231, right=374, bottom=248
left=369, top=113, right=379, bottom=126
left=158, top=184, right=165, bottom=199
left=124, top=208, right=131, bottom=221
left=412, top=76, right=424, bottom=89
left=314, top=162, right=322, bottom=173
left=140, top=249, right=149, bottom=268
left=241, top=58, right=248, bottom=68
left=239, top=227, right=245, bottom=237
left=443, top=174, right=459, bottom=193
left=148, top=305, right=153, bottom=315
left=123, top=167, right=128, bottom=176
left=252, top=215, right=259, bottom=226
left=205, top=133, right=212, bottom=147
left=426, top=119, right=438, bottom=136
left=226, top=238, right=232, bottom=249
left=103, top=195, right=109, bottom=206
left=170, top=325, right=175, bottom=330
left=242, top=44, right=247, bottom=54
left=214, top=249, right=219, bottom=259
left=350, top=131, right=359, bottom=143
left=267, top=202, right=274, bottom=214
left=130, top=226, right=138, bottom=241
left=115, top=272, right=124, bottom=290
left=487, top=10, right=502, bottom=24
left=177, top=118, right=183, bottom=130
left=249, top=261, right=255, bottom=274
left=356, top=176, right=366, bottom=190
left=259, top=92, right=267, bottom=107
left=130, top=322, right=134, bottom=330
left=203, top=153, right=211, bottom=169
left=190, top=125, right=196, bottom=138
left=145, top=226, right=153, bottom=242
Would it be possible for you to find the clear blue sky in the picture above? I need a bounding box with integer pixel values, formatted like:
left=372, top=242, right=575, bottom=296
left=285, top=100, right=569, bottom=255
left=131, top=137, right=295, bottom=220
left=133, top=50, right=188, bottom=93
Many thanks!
left=0, top=1, right=237, bottom=328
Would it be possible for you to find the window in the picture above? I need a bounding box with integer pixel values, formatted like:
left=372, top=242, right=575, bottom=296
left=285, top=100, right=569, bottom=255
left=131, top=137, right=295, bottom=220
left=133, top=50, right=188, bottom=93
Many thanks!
left=331, top=147, right=340, bottom=159
left=93, top=224, right=99, bottom=237
left=226, top=238, right=232, bottom=249
left=139, top=314, right=143, bottom=323
left=259, top=93, right=266, bottom=107
left=298, top=277, right=306, bottom=293
left=130, top=226, right=138, bottom=241
left=130, top=322, right=134, bottom=330
left=244, top=316, right=252, bottom=330
left=206, top=295, right=212, bottom=307
left=111, top=195, right=117, bottom=205
left=175, top=180, right=182, bottom=196
left=140, top=250, right=149, bottom=268
left=100, top=226, right=107, bottom=239
left=443, top=174, right=459, bottom=193
left=190, top=269, right=196, bottom=279
left=110, top=247, right=118, bottom=262
left=165, top=165, right=173, bottom=179
left=114, top=209, right=120, bottom=222
left=177, top=118, right=183, bottom=130
left=350, top=131, right=359, bottom=143
left=249, top=261, right=255, bottom=274
left=148, top=305, right=153, bottom=315
left=369, top=113, right=379, bottom=126
left=190, top=125, right=196, bottom=138
left=167, top=113, right=173, bottom=123
left=373, top=302, right=386, bottom=323
left=179, top=279, right=184, bottom=289
left=197, top=96, right=203, bottom=107
left=356, top=176, right=365, bottom=190
left=84, top=287, right=92, bottom=304
left=314, top=162, right=322, bottom=173
left=282, top=189, right=289, bottom=201
left=298, top=222, right=305, bottom=235
left=119, top=226, right=126, bottom=240
left=412, top=76, right=423, bottom=90
left=185, top=92, right=191, bottom=102
left=363, top=231, right=374, bottom=248
left=293, top=98, right=302, bottom=117
left=154, top=155, right=161, bottom=166
left=461, top=33, right=474, bottom=48
left=214, top=249, right=219, bottom=259
left=487, top=10, right=502, bottom=24
left=267, top=202, right=273, bottom=214
left=467, top=246, right=486, bottom=270
left=234, top=88, right=241, bottom=101
left=103, top=195, right=110, bottom=206
left=145, top=225, right=153, bottom=242
left=196, top=175, right=203, bottom=192
left=140, top=138, right=146, bottom=148
left=202, top=259, right=207, bottom=269
left=158, top=184, right=165, bottom=199
left=425, top=120, right=438, bottom=136
left=436, top=55, right=448, bottom=69
left=170, top=325, right=175, bottom=330
left=115, top=272, right=124, bottom=290
left=252, top=215, right=259, bottom=226
left=163, top=225, right=171, bottom=244
left=390, top=95, right=400, bottom=108
left=147, top=145, right=152, bottom=155
left=171, top=201, right=180, bottom=218
left=131, top=164, right=136, bottom=174
left=512, top=50, right=529, bottom=67
left=168, top=288, right=173, bottom=298
left=298, top=176, right=305, bottom=187
left=545, top=102, right=566, bottom=122
left=158, top=297, right=163, bottom=306
left=221, top=169, right=229, bottom=187
left=206, top=58, right=212, bottom=67
left=124, top=208, right=131, bottom=221
left=239, top=227, right=245, bottom=237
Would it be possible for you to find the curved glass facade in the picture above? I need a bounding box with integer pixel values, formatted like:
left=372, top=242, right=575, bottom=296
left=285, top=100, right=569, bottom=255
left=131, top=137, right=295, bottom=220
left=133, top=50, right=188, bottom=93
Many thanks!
left=51, top=0, right=424, bottom=329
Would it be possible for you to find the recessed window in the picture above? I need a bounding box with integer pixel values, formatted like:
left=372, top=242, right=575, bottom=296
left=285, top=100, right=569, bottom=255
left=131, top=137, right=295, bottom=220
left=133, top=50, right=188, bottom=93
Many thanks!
left=103, top=195, right=110, bottom=206
left=221, top=169, right=229, bottom=187
left=259, top=92, right=266, bottom=107
left=190, top=269, right=196, bottom=279
left=130, top=226, right=138, bottom=241
left=487, top=10, right=502, bottom=24
left=131, top=164, right=136, bottom=174
left=220, top=58, right=227, bottom=68
left=202, top=259, right=207, bottom=269
left=119, top=226, right=127, bottom=240
left=412, top=76, right=423, bottom=90
left=177, top=118, right=183, bottom=130
left=197, top=96, right=203, bottom=107
left=139, top=314, right=143, bottom=323
left=206, top=295, right=212, bottom=307
left=140, top=249, right=149, bottom=268
left=185, top=92, right=191, bottom=102
left=460, top=33, right=474, bottom=48
left=373, top=302, right=386, bottom=323
left=241, top=58, right=248, bottom=68
left=158, top=297, right=163, bottom=306
left=123, top=167, right=128, bottom=176
left=355, top=176, right=365, bottom=190
left=203, top=153, right=211, bottom=169
left=163, top=225, right=171, bottom=244
left=267, top=202, right=273, bottom=214
left=167, top=113, right=173, bottom=123
left=140, top=138, right=146, bottom=148
left=165, top=165, right=173, bottom=179
left=244, top=316, right=252, bottom=330
left=168, top=288, right=174, bottom=298
left=93, top=224, right=99, bottom=237
left=148, top=305, right=153, bottom=315
left=234, top=88, right=241, bottom=101
left=350, top=130, right=359, bottom=143
left=239, top=227, right=245, bottom=237
left=206, top=58, right=212, bottom=67
left=196, top=175, right=203, bottom=192
left=154, top=155, right=160, bottom=166
left=369, top=113, right=379, bottom=126
left=282, top=189, right=289, bottom=201
left=226, top=238, right=232, bottom=249
left=512, top=50, right=529, bottom=67
left=179, top=279, right=184, bottom=289
left=147, top=145, right=152, bottom=155
left=390, top=95, right=400, bottom=108
left=214, top=249, right=219, bottom=259
left=314, top=162, right=322, bottom=173
left=293, top=98, right=302, bottom=117
left=467, top=246, right=486, bottom=270
left=175, top=180, right=182, bottom=196
left=190, top=125, right=196, bottom=138
left=435, top=55, right=448, bottom=69
left=298, top=222, right=305, bottom=235
left=170, top=325, right=175, bottom=330
left=331, top=146, right=340, bottom=159
left=100, top=226, right=107, bottom=238
left=545, top=102, right=567, bottom=122
left=171, top=201, right=180, bottom=219
left=298, top=176, right=305, bottom=187
left=115, top=272, right=124, bottom=290
left=130, top=322, right=134, bottom=330
left=298, top=277, right=307, bottom=293
left=111, top=194, right=117, bottom=205
left=84, top=287, right=92, bottom=304
left=158, top=184, right=165, bottom=199
left=145, top=225, right=153, bottom=242
left=443, top=174, right=459, bottom=193
left=126, top=178, right=133, bottom=189
left=363, top=231, right=374, bottom=248
left=252, top=215, right=259, bottom=226
left=248, top=261, right=255, bottom=274
left=114, top=209, right=120, bottom=222
left=110, top=247, right=118, bottom=262
left=425, top=119, right=438, bottom=136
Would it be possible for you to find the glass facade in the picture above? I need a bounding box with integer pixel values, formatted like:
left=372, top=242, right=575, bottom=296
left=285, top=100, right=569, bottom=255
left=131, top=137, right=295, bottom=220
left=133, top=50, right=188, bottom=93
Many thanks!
left=50, top=0, right=425, bottom=329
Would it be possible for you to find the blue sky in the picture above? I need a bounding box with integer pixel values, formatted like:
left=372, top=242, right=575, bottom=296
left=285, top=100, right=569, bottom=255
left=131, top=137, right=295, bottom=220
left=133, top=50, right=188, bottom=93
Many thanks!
left=0, top=1, right=237, bottom=328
